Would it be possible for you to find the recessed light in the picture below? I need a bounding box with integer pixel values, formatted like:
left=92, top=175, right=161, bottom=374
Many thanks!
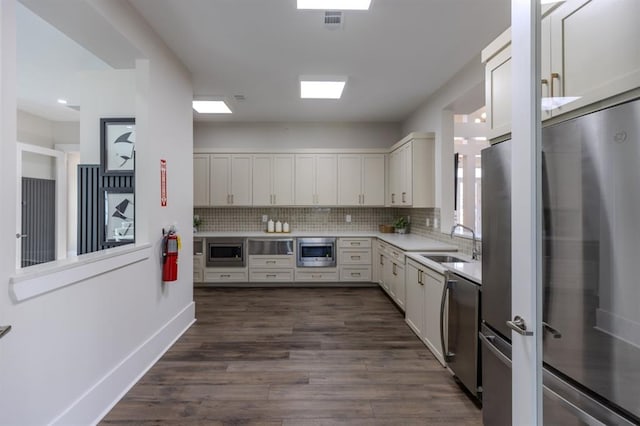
left=300, top=80, right=346, bottom=99
left=474, top=137, right=488, bottom=141
left=192, top=100, right=232, bottom=114
left=297, top=0, right=371, bottom=10
left=57, top=99, right=68, bottom=104
left=474, top=118, right=482, bottom=124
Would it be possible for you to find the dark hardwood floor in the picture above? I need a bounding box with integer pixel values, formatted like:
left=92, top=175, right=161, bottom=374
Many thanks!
left=101, top=287, right=481, bottom=425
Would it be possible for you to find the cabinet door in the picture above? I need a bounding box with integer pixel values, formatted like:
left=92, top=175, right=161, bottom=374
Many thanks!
left=193, top=154, right=210, bottom=206
left=294, top=154, right=315, bottom=205
left=405, top=264, right=424, bottom=336
left=394, top=262, right=406, bottom=310
left=485, top=46, right=512, bottom=140
left=252, top=155, right=272, bottom=206
left=273, top=154, right=294, bottom=205
left=549, top=0, right=640, bottom=117
left=400, top=144, right=413, bottom=205
left=423, top=269, right=447, bottom=366
left=337, top=154, right=362, bottom=206
left=210, top=155, right=231, bottom=206
left=389, top=150, right=401, bottom=205
left=230, top=155, right=252, bottom=206
left=362, top=154, right=385, bottom=206
left=315, top=154, right=337, bottom=205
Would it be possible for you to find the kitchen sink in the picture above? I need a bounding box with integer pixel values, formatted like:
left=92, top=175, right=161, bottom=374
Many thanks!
left=420, top=254, right=468, bottom=263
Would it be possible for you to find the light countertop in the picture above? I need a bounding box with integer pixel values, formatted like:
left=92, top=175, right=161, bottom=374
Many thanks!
left=194, top=231, right=458, bottom=253
left=405, top=252, right=482, bottom=284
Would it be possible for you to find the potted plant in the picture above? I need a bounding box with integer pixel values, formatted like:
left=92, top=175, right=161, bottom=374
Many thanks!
left=393, top=216, right=409, bottom=234
left=193, top=215, right=202, bottom=233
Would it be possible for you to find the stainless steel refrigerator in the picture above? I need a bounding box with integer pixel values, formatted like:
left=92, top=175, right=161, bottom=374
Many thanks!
left=480, top=98, right=640, bottom=425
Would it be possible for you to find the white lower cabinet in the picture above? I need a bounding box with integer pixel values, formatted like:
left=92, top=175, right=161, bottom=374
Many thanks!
left=405, top=259, right=425, bottom=336
left=248, top=254, right=295, bottom=282
left=193, top=255, right=204, bottom=283
left=404, top=258, right=447, bottom=367
left=295, top=269, right=339, bottom=282
left=203, top=269, right=248, bottom=283
left=423, top=267, right=447, bottom=367
left=338, top=238, right=372, bottom=282
left=375, top=240, right=406, bottom=310
left=249, top=270, right=293, bottom=282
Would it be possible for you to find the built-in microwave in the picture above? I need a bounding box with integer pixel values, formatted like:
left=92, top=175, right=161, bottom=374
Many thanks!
left=297, top=237, right=336, bottom=267
left=206, top=238, right=246, bottom=268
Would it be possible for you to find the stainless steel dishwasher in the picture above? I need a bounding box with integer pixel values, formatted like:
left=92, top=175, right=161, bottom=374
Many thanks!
left=441, top=271, right=481, bottom=399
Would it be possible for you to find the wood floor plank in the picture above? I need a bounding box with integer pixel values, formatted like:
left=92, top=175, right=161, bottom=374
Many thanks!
left=101, top=287, right=481, bottom=425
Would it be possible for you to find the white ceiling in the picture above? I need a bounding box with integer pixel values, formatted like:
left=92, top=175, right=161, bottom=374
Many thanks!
left=129, top=0, right=511, bottom=123
left=17, top=0, right=511, bottom=124
left=17, top=2, right=111, bottom=122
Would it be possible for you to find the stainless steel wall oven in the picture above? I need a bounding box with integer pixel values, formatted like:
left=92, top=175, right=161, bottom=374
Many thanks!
left=206, top=238, right=246, bottom=268
left=296, top=237, right=336, bottom=267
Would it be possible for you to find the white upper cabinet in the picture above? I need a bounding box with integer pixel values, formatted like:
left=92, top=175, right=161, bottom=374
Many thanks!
left=210, top=154, right=252, bottom=206
left=193, top=154, right=210, bottom=207
left=337, top=154, right=385, bottom=206
left=388, top=134, right=435, bottom=208
left=483, top=0, right=640, bottom=140
left=295, top=154, right=337, bottom=206
left=252, top=154, right=294, bottom=206
left=547, top=0, right=640, bottom=116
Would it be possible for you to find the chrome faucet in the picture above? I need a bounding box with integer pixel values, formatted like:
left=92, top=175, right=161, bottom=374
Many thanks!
left=450, top=223, right=480, bottom=260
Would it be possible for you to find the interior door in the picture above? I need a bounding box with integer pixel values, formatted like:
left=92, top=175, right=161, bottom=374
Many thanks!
left=16, top=143, right=67, bottom=269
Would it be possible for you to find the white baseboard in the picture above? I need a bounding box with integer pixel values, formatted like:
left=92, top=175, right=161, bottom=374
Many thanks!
left=50, top=302, right=196, bottom=426
left=595, top=307, right=640, bottom=349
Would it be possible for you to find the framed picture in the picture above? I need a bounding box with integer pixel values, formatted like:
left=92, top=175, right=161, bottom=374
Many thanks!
left=101, top=117, right=136, bottom=175
left=102, top=188, right=135, bottom=245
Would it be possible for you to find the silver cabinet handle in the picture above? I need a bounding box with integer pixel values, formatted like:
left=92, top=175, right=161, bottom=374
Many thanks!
left=266, top=260, right=276, bottom=264
left=351, top=256, right=361, bottom=260
left=392, top=263, right=397, bottom=276
left=350, top=242, right=360, bottom=246
left=507, top=315, right=534, bottom=336
left=0, top=325, right=11, bottom=339
left=351, top=272, right=361, bottom=277
left=231, top=194, right=234, bottom=204
left=380, top=254, right=383, bottom=265
left=402, top=192, right=406, bottom=203
left=273, top=194, right=276, bottom=205
left=266, top=274, right=277, bottom=278
left=542, top=322, right=562, bottom=339
left=391, top=193, right=395, bottom=204
left=16, top=233, right=27, bottom=239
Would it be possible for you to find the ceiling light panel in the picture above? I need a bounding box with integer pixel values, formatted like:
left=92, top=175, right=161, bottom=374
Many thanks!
left=297, top=0, right=371, bottom=10
left=300, top=81, right=346, bottom=99
left=192, top=100, right=232, bottom=114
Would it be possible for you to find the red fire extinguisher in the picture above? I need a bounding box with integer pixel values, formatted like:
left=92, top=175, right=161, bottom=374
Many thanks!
left=162, top=231, right=179, bottom=282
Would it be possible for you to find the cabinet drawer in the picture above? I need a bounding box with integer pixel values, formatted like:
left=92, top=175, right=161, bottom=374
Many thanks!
left=388, top=248, right=405, bottom=263
left=340, top=267, right=372, bottom=282
left=338, top=238, right=372, bottom=248
left=249, top=255, right=295, bottom=268
left=250, top=269, right=294, bottom=282
left=339, top=249, right=372, bottom=265
left=193, top=269, right=203, bottom=283
left=194, top=255, right=204, bottom=269
left=295, top=270, right=339, bottom=282
left=204, top=270, right=248, bottom=282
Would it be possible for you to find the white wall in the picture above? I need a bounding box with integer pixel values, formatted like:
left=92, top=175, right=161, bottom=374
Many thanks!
left=195, top=121, right=401, bottom=151
left=79, top=69, right=136, bottom=163
left=402, top=55, right=485, bottom=232
left=0, top=1, right=194, bottom=424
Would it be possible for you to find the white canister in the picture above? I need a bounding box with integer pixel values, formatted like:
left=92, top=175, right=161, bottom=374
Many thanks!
left=275, top=220, right=282, bottom=233
left=267, top=219, right=274, bottom=232
left=283, top=222, right=290, bottom=233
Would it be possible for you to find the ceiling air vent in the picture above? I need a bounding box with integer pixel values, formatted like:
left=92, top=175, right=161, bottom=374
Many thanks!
left=233, top=95, right=246, bottom=101
left=324, top=11, right=344, bottom=29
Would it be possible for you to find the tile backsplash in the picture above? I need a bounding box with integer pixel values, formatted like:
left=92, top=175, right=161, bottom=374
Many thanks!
left=194, top=207, right=477, bottom=256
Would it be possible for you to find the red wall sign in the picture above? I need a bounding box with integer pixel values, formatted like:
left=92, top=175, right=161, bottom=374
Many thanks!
left=160, top=159, right=167, bottom=207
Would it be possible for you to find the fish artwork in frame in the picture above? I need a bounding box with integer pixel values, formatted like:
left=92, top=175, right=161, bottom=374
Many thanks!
left=101, top=117, right=136, bottom=175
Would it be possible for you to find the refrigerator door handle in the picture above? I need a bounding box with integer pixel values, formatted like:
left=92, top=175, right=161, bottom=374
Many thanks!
left=479, top=331, right=511, bottom=367
left=507, top=315, right=534, bottom=336
left=440, top=279, right=455, bottom=362
left=542, top=322, right=562, bottom=339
